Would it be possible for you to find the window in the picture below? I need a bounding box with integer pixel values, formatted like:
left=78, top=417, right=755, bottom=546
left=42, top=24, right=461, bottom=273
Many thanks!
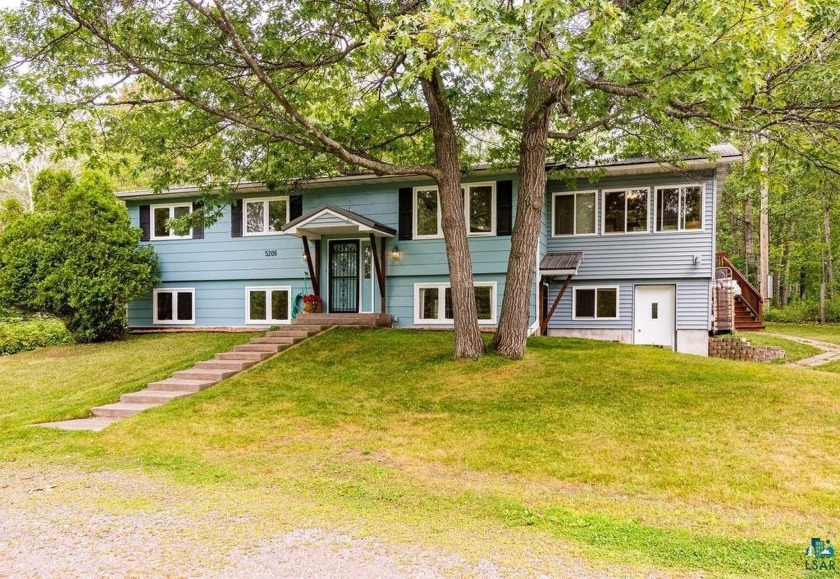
left=413, top=183, right=497, bottom=238
left=153, top=288, right=195, bottom=324
left=603, top=189, right=649, bottom=234
left=655, top=185, right=703, bottom=232
left=572, top=287, right=618, bottom=319
left=244, top=197, right=289, bottom=235
left=414, top=282, right=497, bottom=324
left=552, top=192, right=596, bottom=236
left=151, top=204, right=192, bottom=240
left=465, top=183, right=495, bottom=235
left=414, top=188, right=441, bottom=238
left=245, top=287, right=291, bottom=324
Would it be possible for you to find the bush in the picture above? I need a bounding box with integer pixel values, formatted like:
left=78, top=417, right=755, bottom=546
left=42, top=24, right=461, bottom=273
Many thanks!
left=0, top=317, right=71, bottom=356
left=0, top=170, right=159, bottom=342
left=765, top=300, right=840, bottom=324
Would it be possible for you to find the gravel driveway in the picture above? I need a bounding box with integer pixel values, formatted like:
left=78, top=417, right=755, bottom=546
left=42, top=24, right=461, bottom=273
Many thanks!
left=0, top=465, right=596, bottom=578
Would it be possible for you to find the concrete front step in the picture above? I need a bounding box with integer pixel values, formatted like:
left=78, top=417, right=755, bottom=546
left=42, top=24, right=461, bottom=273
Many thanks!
left=215, top=351, right=273, bottom=362
left=250, top=336, right=297, bottom=345
left=264, top=330, right=313, bottom=339
left=172, top=368, right=239, bottom=381
left=233, top=343, right=286, bottom=353
left=194, top=359, right=256, bottom=371
left=92, top=402, right=162, bottom=418
left=121, top=389, right=193, bottom=404
left=286, top=324, right=325, bottom=332
left=147, top=378, right=217, bottom=392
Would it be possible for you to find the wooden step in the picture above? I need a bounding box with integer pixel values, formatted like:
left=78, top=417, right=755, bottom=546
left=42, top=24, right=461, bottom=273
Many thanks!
left=194, top=359, right=256, bottom=371
left=147, top=378, right=217, bottom=392
left=92, top=402, right=161, bottom=418
left=171, top=368, right=238, bottom=382
left=233, top=343, right=286, bottom=353
left=121, top=389, right=192, bottom=404
left=215, top=351, right=272, bottom=362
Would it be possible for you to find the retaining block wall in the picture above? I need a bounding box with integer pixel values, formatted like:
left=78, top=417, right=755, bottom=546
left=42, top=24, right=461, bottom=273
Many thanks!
left=708, top=337, right=785, bottom=362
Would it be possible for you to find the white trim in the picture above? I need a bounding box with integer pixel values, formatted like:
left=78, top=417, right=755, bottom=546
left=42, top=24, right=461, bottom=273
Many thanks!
left=464, top=181, right=497, bottom=236
left=245, top=286, right=292, bottom=324
left=152, top=288, right=196, bottom=325
left=571, top=285, right=620, bottom=320
left=653, top=184, right=705, bottom=233
left=150, top=203, right=193, bottom=240
left=550, top=190, right=598, bottom=237
left=243, top=196, right=290, bottom=236
left=413, top=186, right=443, bottom=239
left=600, top=187, right=651, bottom=236
left=413, top=282, right=498, bottom=325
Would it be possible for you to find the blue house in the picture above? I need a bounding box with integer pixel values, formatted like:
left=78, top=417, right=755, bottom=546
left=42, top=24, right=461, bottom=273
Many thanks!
left=117, top=145, right=744, bottom=356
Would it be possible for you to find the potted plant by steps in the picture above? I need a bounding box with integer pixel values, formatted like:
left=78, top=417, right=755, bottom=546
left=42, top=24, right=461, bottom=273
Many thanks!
left=302, top=294, right=323, bottom=314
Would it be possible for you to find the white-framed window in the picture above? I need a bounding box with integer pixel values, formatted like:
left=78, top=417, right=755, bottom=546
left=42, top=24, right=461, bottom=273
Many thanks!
left=151, top=204, right=192, bottom=240
left=465, top=182, right=496, bottom=236
left=602, top=188, right=649, bottom=234
left=244, top=197, right=289, bottom=236
left=413, top=282, right=497, bottom=325
left=153, top=288, right=195, bottom=325
left=572, top=286, right=619, bottom=320
left=414, top=187, right=441, bottom=239
left=552, top=191, right=597, bottom=236
left=413, top=182, right=497, bottom=238
left=245, top=286, right=291, bottom=324
left=655, top=185, right=703, bottom=232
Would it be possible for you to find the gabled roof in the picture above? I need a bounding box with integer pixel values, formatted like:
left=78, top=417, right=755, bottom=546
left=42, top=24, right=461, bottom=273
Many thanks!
left=281, top=204, right=396, bottom=239
left=540, top=252, right=583, bottom=277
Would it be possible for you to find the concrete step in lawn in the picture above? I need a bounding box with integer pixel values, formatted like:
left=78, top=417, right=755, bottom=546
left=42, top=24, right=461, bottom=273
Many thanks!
left=38, top=325, right=328, bottom=432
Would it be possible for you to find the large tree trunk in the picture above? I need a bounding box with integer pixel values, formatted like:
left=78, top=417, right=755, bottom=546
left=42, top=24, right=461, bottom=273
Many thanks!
left=421, top=70, right=484, bottom=359
left=492, top=74, right=560, bottom=359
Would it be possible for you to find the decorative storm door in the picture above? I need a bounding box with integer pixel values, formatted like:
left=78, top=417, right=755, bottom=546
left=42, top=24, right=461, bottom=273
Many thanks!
left=328, top=240, right=360, bottom=313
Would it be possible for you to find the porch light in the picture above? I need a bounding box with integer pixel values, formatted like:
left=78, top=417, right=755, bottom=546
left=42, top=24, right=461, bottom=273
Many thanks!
left=390, top=245, right=400, bottom=261
left=693, top=254, right=702, bottom=266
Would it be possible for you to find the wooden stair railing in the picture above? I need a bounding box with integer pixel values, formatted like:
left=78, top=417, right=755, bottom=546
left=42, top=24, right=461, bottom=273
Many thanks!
left=716, top=252, right=764, bottom=326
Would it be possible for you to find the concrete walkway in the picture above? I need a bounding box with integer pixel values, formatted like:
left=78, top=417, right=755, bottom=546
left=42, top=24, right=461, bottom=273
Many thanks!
left=766, top=333, right=840, bottom=369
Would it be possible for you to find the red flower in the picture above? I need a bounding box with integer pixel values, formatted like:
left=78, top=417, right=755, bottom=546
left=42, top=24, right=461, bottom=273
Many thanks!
left=303, top=294, right=322, bottom=304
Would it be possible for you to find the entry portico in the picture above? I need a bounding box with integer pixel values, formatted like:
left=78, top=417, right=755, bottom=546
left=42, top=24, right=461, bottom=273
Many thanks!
left=282, top=204, right=396, bottom=314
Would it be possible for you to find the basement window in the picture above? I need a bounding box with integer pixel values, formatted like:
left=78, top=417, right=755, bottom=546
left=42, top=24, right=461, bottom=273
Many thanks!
left=573, top=287, right=619, bottom=319
left=245, top=287, right=291, bottom=324
left=153, top=288, right=195, bottom=325
left=414, top=282, right=497, bottom=324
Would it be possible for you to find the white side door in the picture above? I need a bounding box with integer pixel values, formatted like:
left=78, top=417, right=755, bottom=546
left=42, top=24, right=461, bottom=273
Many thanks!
left=634, top=285, right=676, bottom=348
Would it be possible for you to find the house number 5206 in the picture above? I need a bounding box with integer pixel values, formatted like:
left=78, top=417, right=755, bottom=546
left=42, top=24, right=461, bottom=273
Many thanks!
left=264, top=250, right=278, bottom=257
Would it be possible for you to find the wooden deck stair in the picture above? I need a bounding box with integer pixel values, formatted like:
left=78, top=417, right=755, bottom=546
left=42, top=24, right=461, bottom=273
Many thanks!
left=716, top=252, right=765, bottom=331
left=38, top=314, right=390, bottom=431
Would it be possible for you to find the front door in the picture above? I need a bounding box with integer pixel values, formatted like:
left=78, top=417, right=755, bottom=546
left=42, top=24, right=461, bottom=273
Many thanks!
left=634, top=285, right=676, bottom=348
left=328, top=240, right=360, bottom=313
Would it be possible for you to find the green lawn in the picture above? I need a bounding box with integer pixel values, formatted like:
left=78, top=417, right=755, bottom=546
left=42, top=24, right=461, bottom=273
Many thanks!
left=766, top=321, right=840, bottom=345
left=735, top=331, right=821, bottom=363
left=2, top=329, right=838, bottom=576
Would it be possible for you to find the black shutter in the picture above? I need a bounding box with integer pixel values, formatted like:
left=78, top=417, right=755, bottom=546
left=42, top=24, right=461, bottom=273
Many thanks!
left=289, top=195, right=303, bottom=220
left=192, top=201, right=204, bottom=239
left=139, top=205, right=150, bottom=241
left=231, top=199, right=243, bottom=238
left=496, top=180, right=513, bottom=236
left=398, top=187, right=413, bottom=240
